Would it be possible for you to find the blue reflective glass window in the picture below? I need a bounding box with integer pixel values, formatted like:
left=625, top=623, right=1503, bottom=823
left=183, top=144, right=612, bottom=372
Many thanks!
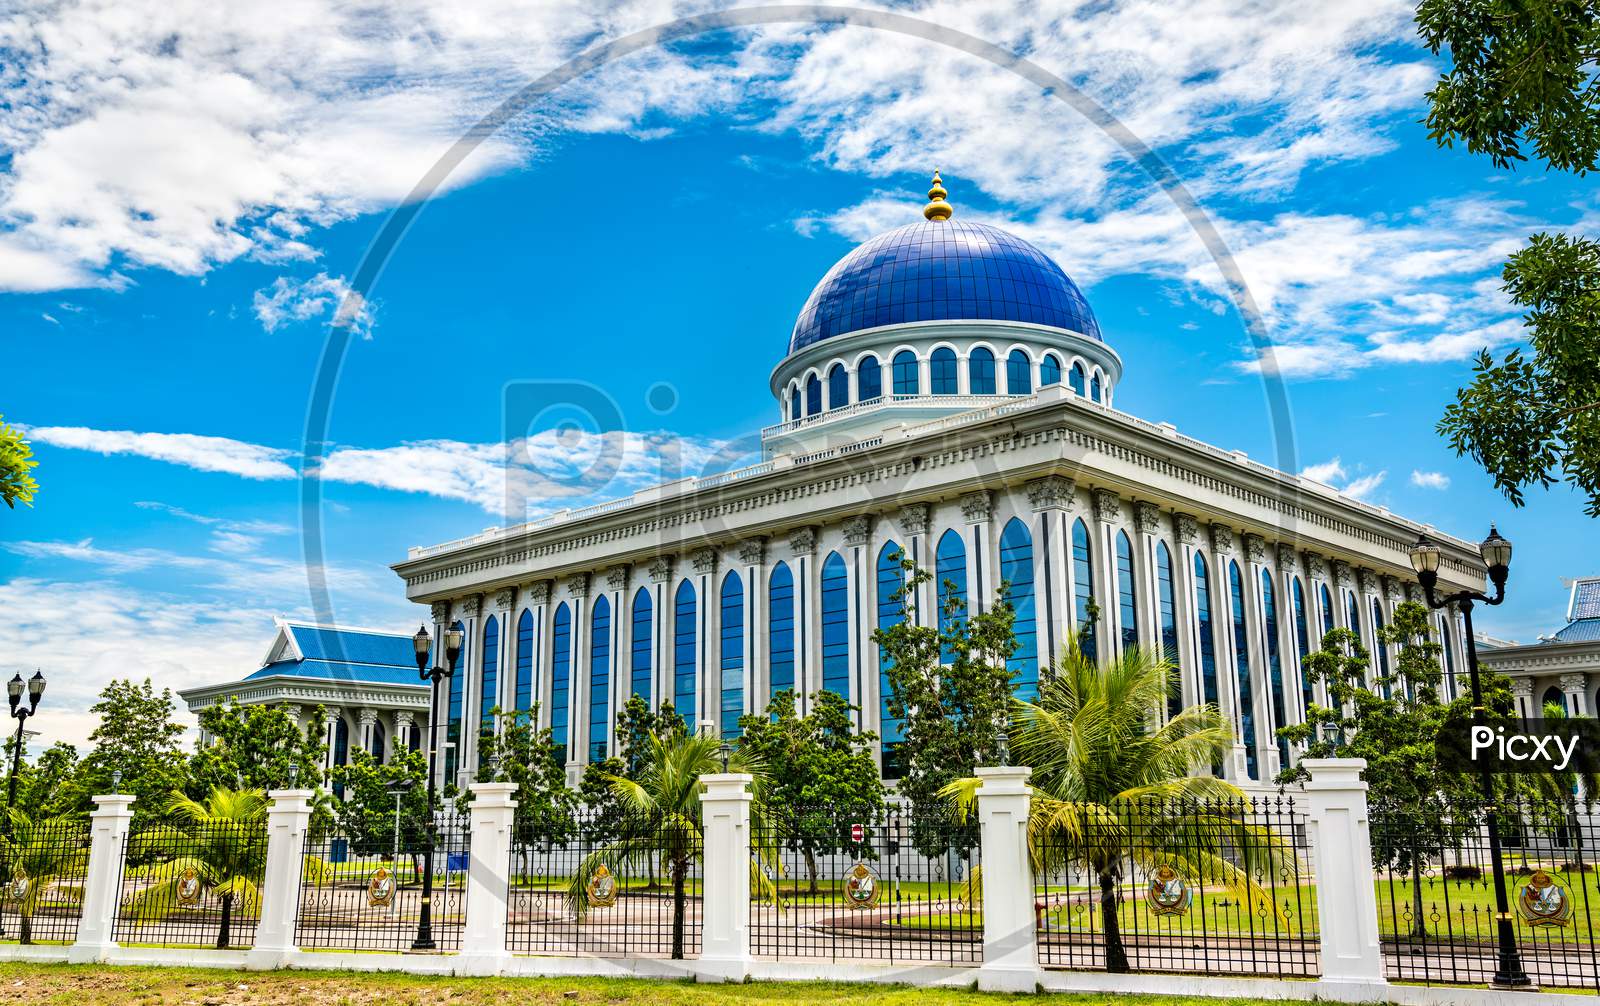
left=768, top=562, right=795, bottom=703
left=479, top=614, right=499, bottom=771
left=789, top=389, right=800, bottom=421
left=631, top=588, right=652, bottom=703
left=674, top=580, right=696, bottom=726
left=445, top=620, right=467, bottom=782
left=1000, top=518, right=1038, bottom=701
left=930, top=347, right=958, bottom=394
left=1006, top=350, right=1032, bottom=394
left=893, top=351, right=919, bottom=395
left=1116, top=530, right=1138, bottom=651
left=1262, top=571, right=1289, bottom=769
left=720, top=572, right=744, bottom=738
left=969, top=347, right=996, bottom=394
left=1229, top=562, right=1257, bottom=780
left=876, top=541, right=906, bottom=777
left=1194, top=554, right=1219, bottom=709
left=1072, top=518, right=1096, bottom=662
left=858, top=357, right=882, bottom=401
left=550, top=606, right=570, bottom=755
left=1091, top=373, right=1103, bottom=402
left=1157, top=541, right=1178, bottom=718
left=827, top=364, right=849, bottom=410
left=936, top=529, right=967, bottom=662
left=1040, top=353, right=1062, bottom=387
left=804, top=374, right=821, bottom=416
left=1069, top=362, right=1087, bottom=396
left=821, top=552, right=850, bottom=702
left=1372, top=598, right=1391, bottom=699
left=515, top=609, right=534, bottom=720
left=589, top=596, right=610, bottom=762
left=1441, top=620, right=1457, bottom=700
left=1292, top=578, right=1312, bottom=715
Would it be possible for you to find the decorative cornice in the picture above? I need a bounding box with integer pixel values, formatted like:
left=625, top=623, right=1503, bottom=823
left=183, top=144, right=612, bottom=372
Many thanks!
left=1276, top=544, right=1298, bottom=571
left=605, top=567, right=629, bottom=592
left=738, top=538, right=766, bottom=565
left=527, top=580, right=552, bottom=605
left=690, top=547, right=718, bottom=574
left=1209, top=523, right=1234, bottom=554
left=566, top=573, right=591, bottom=598
left=1359, top=569, right=1379, bottom=595
left=1026, top=475, right=1076, bottom=512
left=1093, top=488, right=1121, bottom=524
left=789, top=527, right=817, bottom=556
left=897, top=503, right=930, bottom=537
left=493, top=587, right=517, bottom=611
left=430, top=601, right=451, bottom=622
left=648, top=557, right=674, bottom=583
left=1133, top=501, right=1162, bottom=536
left=456, top=595, right=481, bottom=619
left=960, top=490, right=993, bottom=525
left=1174, top=513, right=1200, bottom=545
left=843, top=515, right=872, bottom=546
left=1243, top=533, right=1267, bottom=565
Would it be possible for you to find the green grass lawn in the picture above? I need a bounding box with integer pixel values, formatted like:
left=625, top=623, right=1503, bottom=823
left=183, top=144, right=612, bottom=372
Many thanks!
left=0, top=961, right=1300, bottom=1005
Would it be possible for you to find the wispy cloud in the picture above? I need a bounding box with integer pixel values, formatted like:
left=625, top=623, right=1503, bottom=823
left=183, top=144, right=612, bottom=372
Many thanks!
left=253, top=272, right=374, bottom=336
left=21, top=426, right=298, bottom=479
left=1301, top=456, right=1386, bottom=500
left=1300, top=457, right=1347, bottom=485
left=1411, top=470, right=1451, bottom=490
left=1341, top=471, right=1387, bottom=500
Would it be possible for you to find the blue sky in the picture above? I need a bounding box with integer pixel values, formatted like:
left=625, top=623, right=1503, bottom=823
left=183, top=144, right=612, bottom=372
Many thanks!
left=2, top=1, right=1596, bottom=749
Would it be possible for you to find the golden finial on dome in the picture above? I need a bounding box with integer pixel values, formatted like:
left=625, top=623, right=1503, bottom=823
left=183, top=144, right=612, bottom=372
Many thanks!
left=923, top=170, right=953, bottom=221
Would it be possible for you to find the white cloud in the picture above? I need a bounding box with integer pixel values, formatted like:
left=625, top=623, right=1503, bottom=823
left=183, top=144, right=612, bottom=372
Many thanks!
left=20, top=425, right=298, bottom=479
left=1300, top=455, right=1386, bottom=499
left=253, top=272, right=374, bottom=336
left=1340, top=471, right=1387, bottom=499
left=1300, top=457, right=1346, bottom=485
left=1411, top=470, right=1450, bottom=490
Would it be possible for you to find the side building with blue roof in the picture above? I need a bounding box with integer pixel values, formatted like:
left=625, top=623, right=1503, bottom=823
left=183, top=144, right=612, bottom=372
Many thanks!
left=179, top=618, right=430, bottom=770
left=1478, top=576, right=1600, bottom=717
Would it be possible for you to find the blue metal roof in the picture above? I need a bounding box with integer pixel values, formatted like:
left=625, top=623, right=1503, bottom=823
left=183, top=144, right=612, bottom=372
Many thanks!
left=1572, top=580, right=1600, bottom=619
left=287, top=624, right=421, bottom=668
left=789, top=220, right=1101, bottom=353
left=1553, top=618, right=1600, bottom=643
left=246, top=658, right=423, bottom=687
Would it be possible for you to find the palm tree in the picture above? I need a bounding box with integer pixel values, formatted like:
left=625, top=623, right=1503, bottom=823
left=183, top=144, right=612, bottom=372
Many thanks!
left=0, top=810, right=89, bottom=944
left=946, top=641, right=1296, bottom=973
left=125, top=788, right=268, bottom=949
left=569, top=730, right=770, bottom=959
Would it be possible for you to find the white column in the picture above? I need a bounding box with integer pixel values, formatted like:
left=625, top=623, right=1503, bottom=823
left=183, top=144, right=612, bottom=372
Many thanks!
left=845, top=518, right=872, bottom=732
left=606, top=570, right=627, bottom=758
left=357, top=708, right=378, bottom=761
left=247, top=788, right=315, bottom=968
left=741, top=540, right=766, bottom=722
left=394, top=710, right=414, bottom=759
left=1303, top=758, right=1386, bottom=989
left=1092, top=489, right=1121, bottom=656
left=567, top=580, right=589, bottom=780
left=1027, top=478, right=1073, bottom=667
left=975, top=766, right=1039, bottom=992
left=789, top=530, right=817, bottom=715
left=963, top=491, right=994, bottom=615
left=1208, top=527, right=1248, bottom=782
left=1562, top=673, right=1589, bottom=716
left=698, top=773, right=753, bottom=981
left=68, top=793, right=136, bottom=962
left=460, top=781, right=518, bottom=974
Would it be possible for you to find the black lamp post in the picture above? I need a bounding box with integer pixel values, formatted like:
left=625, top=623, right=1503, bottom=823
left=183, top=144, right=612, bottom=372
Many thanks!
left=410, top=623, right=461, bottom=951
left=1409, top=525, right=1529, bottom=989
left=5, top=671, right=45, bottom=815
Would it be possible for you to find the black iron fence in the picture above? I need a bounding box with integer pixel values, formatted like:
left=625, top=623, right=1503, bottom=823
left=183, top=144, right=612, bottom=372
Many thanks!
left=0, top=816, right=91, bottom=944
left=1372, top=798, right=1600, bottom=991
left=506, top=806, right=702, bottom=958
left=1035, top=796, right=1316, bottom=977
left=748, top=806, right=982, bottom=965
left=113, top=816, right=268, bottom=949
left=295, top=817, right=471, bottom=953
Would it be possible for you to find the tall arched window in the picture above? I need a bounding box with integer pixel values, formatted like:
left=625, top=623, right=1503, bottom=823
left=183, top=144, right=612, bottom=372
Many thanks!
left=789, top=391, right=800, bottom=422
left=720, top=571, right=745, bottom=738
left=821, top=552, right=850, bottom=701
left=1346, top=590, right=1362, bottom=646
left=1072, top=518, right=1096, bottom=662
left=371, top=720, right=386, bottom=763
left=804, top=374, right=822, bottom=416
left=1261, top=571, right=1289, bottom=770
left=858, top=356, right=882, bottom=401
left=1116, top=530, right=1138, bottom=651
left=1229, top=561, right=1258, bottom=780
left=1440, top=619, right=1457, bottom=701
left=1156, top=541, right=1178, bottom=718
left=877, top=541, right=906, bottom=777
left=827, top=363, right=849, bottom=410
left=1000, top=518, right=1038, bottom=701
left=479, top=614, right=499, bottom=771
left=936, top=529, right=967, bottom=661
left=1040, top=353, right=1062, bottom=386
left=1292, top=578, right=1312, bottom=714
left=332, top=715, right=349, bottom=797
left=589, top=595, right=611, bottom=762
left=893, top=350, right=920, bottom=395
left=968, top=347, right=996, bottom=394
left=1090, top=372, right=1103, bottom=402
left=1542, top=686, right=1567, bottom=714
left=550, top=606, right=571, bottom=754
left=1006, top=350, right=1032, bottom=395
left=930, top=347, right=958, bottom=394
left=631, top=587, right=652, bottom=703
left=515, top=608, right=534, bottom=720
left=768, top=562, right=795, bottom=703
left=1318, top=584, right=1335, bottom=646
left=1372, top=598, right=1391, bottom=699
left=673, top=580, right=697, bottom=725
left=445, top=619, right=467, bottom=781
left=1194, top=554, right=1219, bottom=709
left=1069, top=362, right=1087, bottom=396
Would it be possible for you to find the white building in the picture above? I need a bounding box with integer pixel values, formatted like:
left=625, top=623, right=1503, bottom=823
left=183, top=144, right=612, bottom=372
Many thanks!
left=1478, top=577, right=1600, bottom=717
left=393, top=174, right=1487, bottom=791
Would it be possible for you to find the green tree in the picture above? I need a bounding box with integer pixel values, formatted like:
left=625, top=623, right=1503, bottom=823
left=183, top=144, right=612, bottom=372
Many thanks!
left=125, top=788, right=268, bottom=949
left=76, top=679, right=189, bottom=820
left=329, top=748, right=429, bottom=860
left=0, top=416, right=38, bottom=509
left=947, top=641, right=1290, bottom=974
left=5, top=741, right=83, bottom=821
left=1418, top=1, right=1600, bottom=513
left=0, top=808, right=89, bottom=943
left=736, top=688, right=885, bottom=892
left=187, top=700, right=328, bottom=796
left=872, top=555, right=1015, bottom=856
left=474, top=703, right=580, bottom=867
left=614, top=696, right=685, bottom=778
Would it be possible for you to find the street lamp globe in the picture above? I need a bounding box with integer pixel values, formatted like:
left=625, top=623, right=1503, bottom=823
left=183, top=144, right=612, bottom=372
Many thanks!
left=1480, top=524, right=1513, bottom=573
left=5, top=674, right=20, bottom=709
left=1408, top=536, right=1441, bottom=575
left=412, top=625, right=431, bottom=674
left=26, top=671, right=43, bottom=706
left=443, top=626, right=464, bottom=669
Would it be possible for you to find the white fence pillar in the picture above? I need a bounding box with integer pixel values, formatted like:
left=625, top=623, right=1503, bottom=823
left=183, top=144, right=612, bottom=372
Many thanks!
left=247, top=788, right=314, bottom=969
left=460, top=782, right=518, bottom=974
left=698, top=772, right=753, bottom=981
left=1304, top=758, right=1386, bottom=989
left=975, top=766, right=1039, bottom=992
left=67, top=793, right=135, bottom=963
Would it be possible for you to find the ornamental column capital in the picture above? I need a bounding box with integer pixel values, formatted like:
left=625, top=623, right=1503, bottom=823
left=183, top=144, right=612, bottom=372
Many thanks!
left=456, top=595, right=481, bottom=619
left=1209, top=523, right=1234, bottom=555
left=1133, top=501, right=1162, bottom=536
left=1092, top=488, right=1121, bottom=524
left=788, top=527, right=817, bottom=557
left=565, top=573, right=590, bottom=598
left=960, top=490, right=993, bottom=525
left=526, top=580, right=552, bottom=605
left=1025, top=475, right=1076, bottom=512
left=493, top=587, right=517, bottom=611
left=1305, top=553, right=1328, bottom=580
left=1358, top=569, right=1380, bottom=596
left=843, top=515, right=872, bottom=546
left=737, top=538, right=767, bottom=565
left=1509, top=677, right=1535, bottom=698
left=896, top=503, right=930, bottom=538
left=1276, top=543, right=1299, bottom=571
left=430, top=601, right=451, bottom=622
left=1174, top=513, right=1200, bottom=545
left=1560, top=673, right=1589, bottom=693
left=690, top=548, right=719, bottom=574
left=605, top=567, right=630, bottom=592
left=1243, top=533, right=1267, bottom=565
left=648, top=558, right=675, bottom=583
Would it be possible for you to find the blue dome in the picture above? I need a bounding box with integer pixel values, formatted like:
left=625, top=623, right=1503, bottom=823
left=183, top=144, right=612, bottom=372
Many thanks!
left=789, top=219, right=1100, bottom=353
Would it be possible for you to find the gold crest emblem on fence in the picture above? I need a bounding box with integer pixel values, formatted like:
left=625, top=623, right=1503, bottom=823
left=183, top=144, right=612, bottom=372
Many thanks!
left=586, top=864, right=618, bottom=907
left=175, top=867, right=202, bottom=906
left=1146, top=865, right=1192, bottom=916
left=844, top=863, right=880, bottom=910
left=366, top=866, right=395, bottom=908
left=1518, top=870, right=1571, bottom=927
left=8, top=875, right=27, bottom=900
